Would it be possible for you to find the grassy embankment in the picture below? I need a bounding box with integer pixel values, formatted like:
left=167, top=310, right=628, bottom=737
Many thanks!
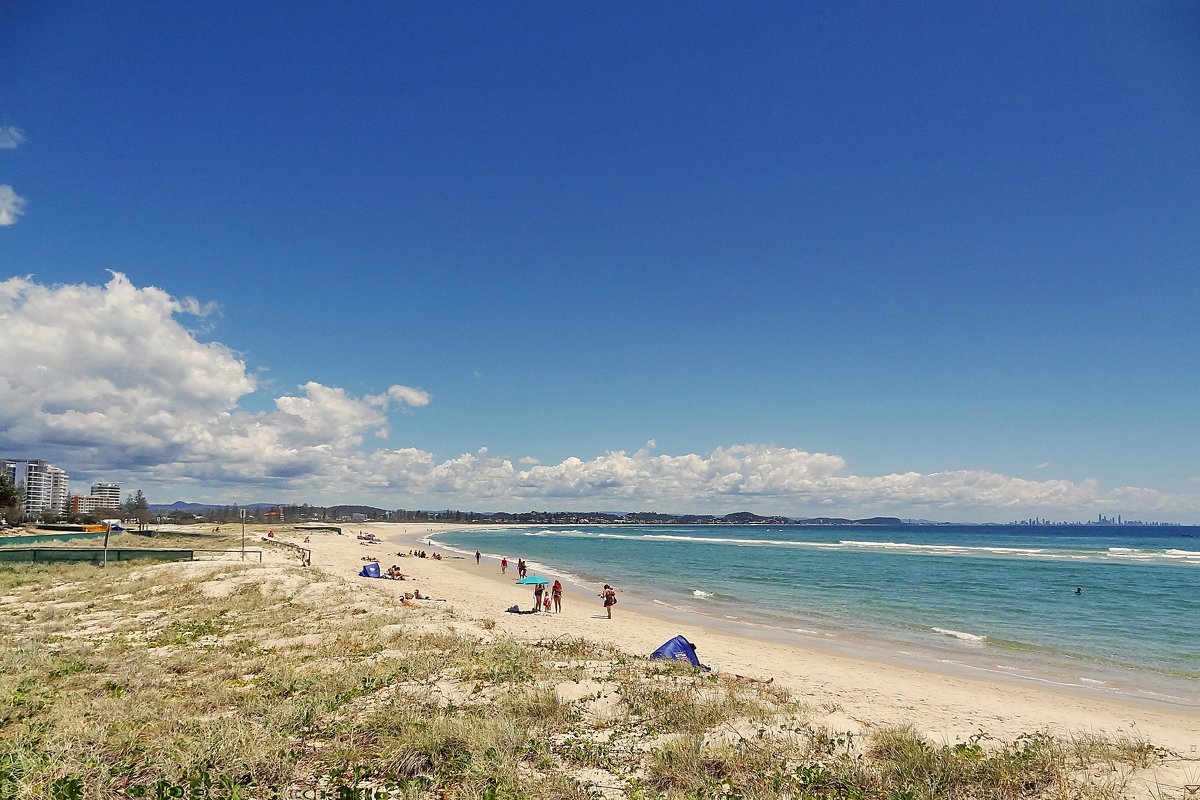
left=0, top=535, right=1172, bottom=799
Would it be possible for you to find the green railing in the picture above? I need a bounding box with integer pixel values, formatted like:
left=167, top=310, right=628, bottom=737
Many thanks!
left=0, top=532, right=109, bottom=546
left=0, top=548, right=265, bottom=564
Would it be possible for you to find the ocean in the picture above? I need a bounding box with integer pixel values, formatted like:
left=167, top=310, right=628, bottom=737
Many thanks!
left=426, top=524, right=1200, bottom=708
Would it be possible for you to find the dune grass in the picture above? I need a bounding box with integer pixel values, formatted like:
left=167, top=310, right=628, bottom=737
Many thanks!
left=0, top=558, right=1172, bottom=799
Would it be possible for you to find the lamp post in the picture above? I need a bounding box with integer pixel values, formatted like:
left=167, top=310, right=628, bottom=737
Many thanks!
left=240, top=508, right=247, bottom=561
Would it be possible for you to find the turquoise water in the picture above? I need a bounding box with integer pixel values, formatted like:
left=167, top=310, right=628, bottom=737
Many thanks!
left=427, top=524, right=1200, bottom=707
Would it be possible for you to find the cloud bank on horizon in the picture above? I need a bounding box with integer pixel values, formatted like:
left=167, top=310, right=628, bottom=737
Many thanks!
left=1, top=274, right=1195, bottom=520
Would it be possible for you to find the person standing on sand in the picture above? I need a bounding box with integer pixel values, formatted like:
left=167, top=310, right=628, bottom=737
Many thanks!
left=501, top=557, right=508, bottom=574
left=518, top=559, right=528, bottom=578
left=599, top=584, right=617, bottom=619
left=533, top=582, right=544, bottom=613
left=475, top=549, right=481, bottom=565
left=551, top=580, right=562, bottom=613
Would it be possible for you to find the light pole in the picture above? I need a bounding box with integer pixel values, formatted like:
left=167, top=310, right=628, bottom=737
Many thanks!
left=240, top=508, right=247, bottom=561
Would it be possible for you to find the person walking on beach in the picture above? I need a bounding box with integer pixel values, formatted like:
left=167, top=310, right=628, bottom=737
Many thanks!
left=551, top=580, right=563, bottom=613
left=518, top=559, right=528, bottom=579
left=599, top=584, right=617, bottom=619
left=475, top=549, right=481, bottom=565
left=501, top=557, right=508, bottom=574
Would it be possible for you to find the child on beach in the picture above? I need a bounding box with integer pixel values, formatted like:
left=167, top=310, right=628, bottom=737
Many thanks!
left=543, top=594, right=551, bottom=612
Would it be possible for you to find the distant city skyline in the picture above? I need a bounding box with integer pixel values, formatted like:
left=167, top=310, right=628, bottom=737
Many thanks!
left=2, top=457, right=124, bottom=516
left=2, top=5, right=1197, bottom=522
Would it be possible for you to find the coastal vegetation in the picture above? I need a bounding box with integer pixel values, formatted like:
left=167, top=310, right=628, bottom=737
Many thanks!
left=0, top=545, right=1173, bottom=799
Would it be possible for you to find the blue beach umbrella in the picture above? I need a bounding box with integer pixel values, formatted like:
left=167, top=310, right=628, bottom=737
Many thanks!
left=515, top=575, right=550, bottom=585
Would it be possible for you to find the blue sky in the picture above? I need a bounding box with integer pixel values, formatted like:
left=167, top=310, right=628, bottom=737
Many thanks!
left=2, top=2, right=1198, bottom=521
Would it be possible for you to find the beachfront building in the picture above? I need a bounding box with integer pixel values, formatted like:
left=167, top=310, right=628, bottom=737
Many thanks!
left=67, top=483, right=122, bottom=515
left=69, top=494, right=102, bottom=514
left=2, top=459, right=70, bottom=515
left=65, top=481, right=123, bottom=515
left=91, top=482, right=122, bottom=508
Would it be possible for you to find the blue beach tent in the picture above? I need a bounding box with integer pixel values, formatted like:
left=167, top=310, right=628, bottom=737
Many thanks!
left=650, top=635, right=702, bottom=667
left=359, top=562, right=381, bottom=578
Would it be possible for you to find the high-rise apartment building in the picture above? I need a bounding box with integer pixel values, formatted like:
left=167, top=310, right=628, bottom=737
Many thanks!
left=91, top=482, right=122, bottom=508
left=2, top=459, right=69, bottom=514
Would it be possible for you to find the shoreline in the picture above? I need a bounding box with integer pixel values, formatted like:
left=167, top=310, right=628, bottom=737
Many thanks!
left=295, top=521, right=1199, bottom=754
left=421, top=524, right=1199, bottom=713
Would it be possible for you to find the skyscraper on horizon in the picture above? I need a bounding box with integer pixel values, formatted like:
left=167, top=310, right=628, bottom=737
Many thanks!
left=2, top=459, right=70, bottom=515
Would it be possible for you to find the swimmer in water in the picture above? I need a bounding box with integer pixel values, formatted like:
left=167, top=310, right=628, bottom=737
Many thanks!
left=1075, top=586, right=1083, bottom=595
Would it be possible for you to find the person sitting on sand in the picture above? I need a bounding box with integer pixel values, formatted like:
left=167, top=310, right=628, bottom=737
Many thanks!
left=413, top=588, right=423, bottom=599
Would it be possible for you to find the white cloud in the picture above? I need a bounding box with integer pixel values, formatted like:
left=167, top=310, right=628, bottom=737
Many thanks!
left=0, top=185, right=27, bottom=226
left=1033, top=462, right=1051, bottom=470
left=387, top=385, right=431, bottom=408
left=0, top=126, right=23, bottom=149
left=1, top=274, right=1197, bottom=521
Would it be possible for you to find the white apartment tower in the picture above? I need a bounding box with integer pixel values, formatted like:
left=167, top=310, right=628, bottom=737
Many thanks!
left=91, top=482, right=122, bottom=508
left=2, top=459, right=70, bottom=515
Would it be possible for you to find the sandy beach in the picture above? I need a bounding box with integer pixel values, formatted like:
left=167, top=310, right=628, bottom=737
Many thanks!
left=5, top=521, right=1198, bottom=797
left=285, top=521, right=1199, bottom=757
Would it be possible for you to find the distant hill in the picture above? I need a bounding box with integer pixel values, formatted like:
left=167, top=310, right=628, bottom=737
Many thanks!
left=149, top=501, right=282, bottom=513
left=149, top=501, right=216, bottom=512
left=148, top=501, right=393, bottom=518
left=146, top=503, right=913, bottom=527
left=791, top=516, right=905, bottom=526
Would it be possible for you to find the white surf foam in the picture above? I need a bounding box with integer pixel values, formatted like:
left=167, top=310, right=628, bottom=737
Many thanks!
left=932, top=627, right=987, bottom=644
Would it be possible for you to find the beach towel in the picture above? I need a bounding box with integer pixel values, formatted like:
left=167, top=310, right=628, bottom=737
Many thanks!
left=650, top=635, right=702, bottom=667
left=359, top=562, right=381, bottom=578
